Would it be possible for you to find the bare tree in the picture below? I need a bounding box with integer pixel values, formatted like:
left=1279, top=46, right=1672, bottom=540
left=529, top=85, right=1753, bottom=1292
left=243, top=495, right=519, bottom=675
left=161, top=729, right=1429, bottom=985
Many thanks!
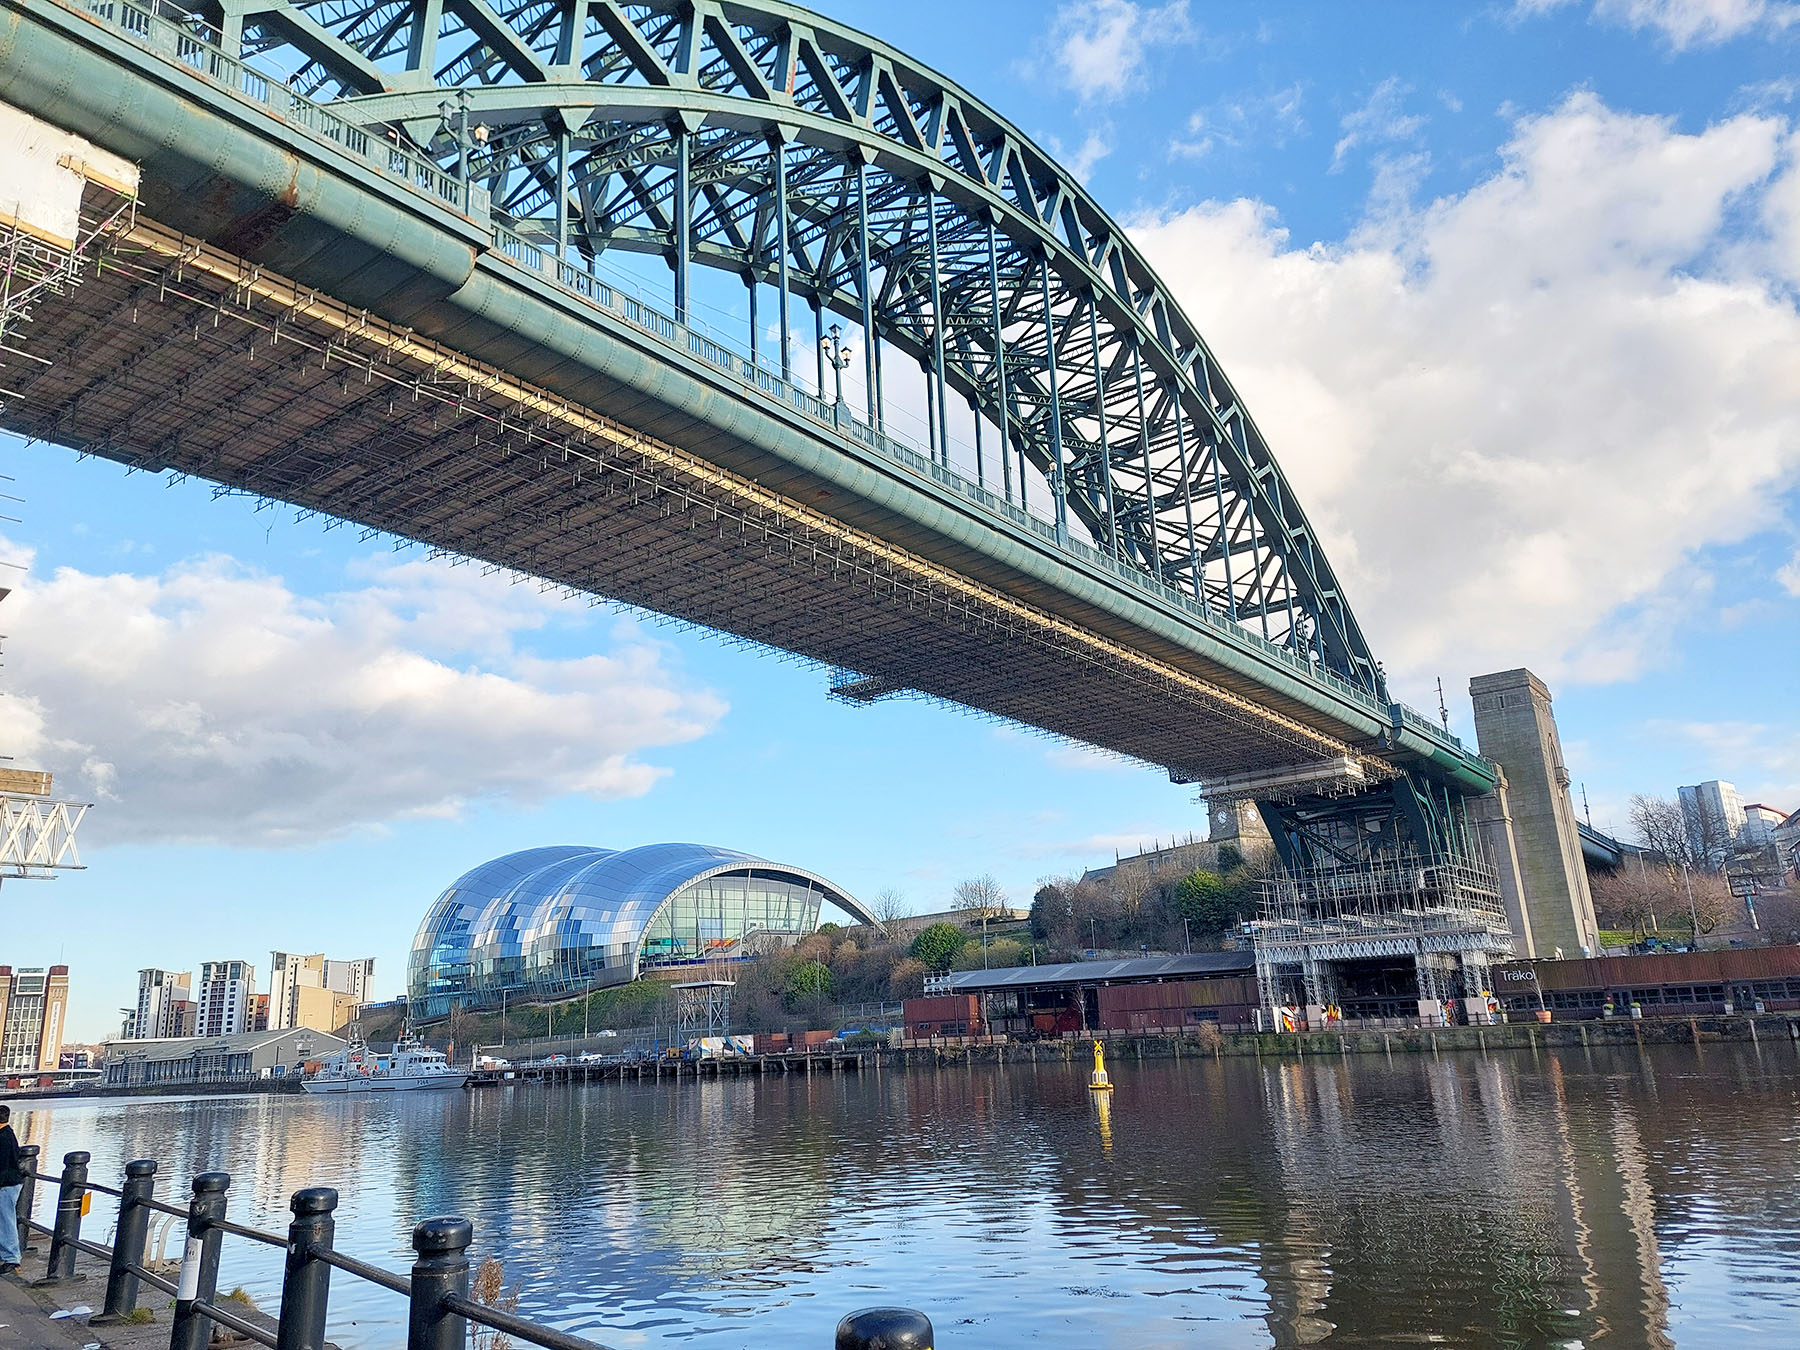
left=1682, top=796, right=1737, bottom=872
left=1629, top=794, right=1697, bottom=876
left=869, top=887, right=909, bottom=929
left=1590, top=867, right=1679, bottom=937
left=951, top=874, right=1008, bottom=922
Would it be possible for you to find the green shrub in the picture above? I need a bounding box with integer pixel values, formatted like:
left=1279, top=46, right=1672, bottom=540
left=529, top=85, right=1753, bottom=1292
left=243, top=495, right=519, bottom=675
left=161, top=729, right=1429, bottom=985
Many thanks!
left=908, top=922, right=968, bottom=972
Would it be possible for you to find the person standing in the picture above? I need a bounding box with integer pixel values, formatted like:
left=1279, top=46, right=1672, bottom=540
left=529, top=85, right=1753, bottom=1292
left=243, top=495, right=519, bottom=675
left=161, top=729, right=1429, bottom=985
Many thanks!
left=0, top=1103, right=24, bottom=1274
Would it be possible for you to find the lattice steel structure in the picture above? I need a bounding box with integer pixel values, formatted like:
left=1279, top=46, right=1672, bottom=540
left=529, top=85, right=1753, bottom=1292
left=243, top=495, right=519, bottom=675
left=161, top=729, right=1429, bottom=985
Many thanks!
left=0, top=0, right=1511, bottom=907
left=197, top=0, right=1379, bottom=693
left=0, top=792, right=89, bottom=879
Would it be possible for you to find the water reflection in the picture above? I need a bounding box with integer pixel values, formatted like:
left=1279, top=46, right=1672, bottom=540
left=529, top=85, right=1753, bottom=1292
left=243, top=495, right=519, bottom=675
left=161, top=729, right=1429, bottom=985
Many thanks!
left=8, top=1043, right=1798, bottom=1347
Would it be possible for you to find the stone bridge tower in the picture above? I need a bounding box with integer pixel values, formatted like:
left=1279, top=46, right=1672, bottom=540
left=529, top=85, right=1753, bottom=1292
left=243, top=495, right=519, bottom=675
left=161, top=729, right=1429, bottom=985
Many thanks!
left=1469, top=669, right=1599, bottom=959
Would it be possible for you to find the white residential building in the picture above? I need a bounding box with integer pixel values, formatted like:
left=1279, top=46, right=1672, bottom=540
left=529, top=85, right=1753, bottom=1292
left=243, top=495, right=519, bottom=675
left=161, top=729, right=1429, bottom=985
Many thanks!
left=195, top=960, right=255, bottom=1037
left=132, top=968, right=192, bottom=1040
left=324, top=957, right=375, bottom=1003
left=1742, top=803, right=1787, bottom=848
left=1678, top=780, right=1746, bottom=867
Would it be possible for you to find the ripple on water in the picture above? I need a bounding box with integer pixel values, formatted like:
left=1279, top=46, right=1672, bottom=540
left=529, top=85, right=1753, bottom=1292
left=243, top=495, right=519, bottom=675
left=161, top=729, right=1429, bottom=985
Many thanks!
left=6, top=1045, right=1799, bottom=1347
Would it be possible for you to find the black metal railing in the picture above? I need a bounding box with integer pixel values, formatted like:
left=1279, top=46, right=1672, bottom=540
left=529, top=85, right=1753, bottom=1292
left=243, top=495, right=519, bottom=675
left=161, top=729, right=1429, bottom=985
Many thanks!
left=15, top=1148, right=929, bottom=1348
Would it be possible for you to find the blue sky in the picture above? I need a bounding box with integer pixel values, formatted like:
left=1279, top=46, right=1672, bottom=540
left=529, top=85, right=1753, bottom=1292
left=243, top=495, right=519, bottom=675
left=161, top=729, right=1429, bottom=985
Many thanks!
left=5, top=0, right=1799, bottom=1038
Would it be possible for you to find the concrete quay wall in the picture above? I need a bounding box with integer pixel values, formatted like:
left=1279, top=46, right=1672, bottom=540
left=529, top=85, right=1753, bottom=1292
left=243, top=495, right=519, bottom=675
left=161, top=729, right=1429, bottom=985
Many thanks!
left=885, top=1013, right=1800, bottom=1067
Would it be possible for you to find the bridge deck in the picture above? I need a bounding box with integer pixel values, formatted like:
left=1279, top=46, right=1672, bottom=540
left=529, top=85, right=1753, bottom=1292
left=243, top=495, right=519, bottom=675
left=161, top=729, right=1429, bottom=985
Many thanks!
left=3, top=213, right=1378, bottom=786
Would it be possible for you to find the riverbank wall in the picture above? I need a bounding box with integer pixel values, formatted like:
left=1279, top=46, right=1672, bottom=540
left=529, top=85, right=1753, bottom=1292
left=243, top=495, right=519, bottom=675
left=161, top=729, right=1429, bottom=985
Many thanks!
left=886, top=1012, right=1800, bottom=1067
left=0, top=1078, right=302, bottom=1101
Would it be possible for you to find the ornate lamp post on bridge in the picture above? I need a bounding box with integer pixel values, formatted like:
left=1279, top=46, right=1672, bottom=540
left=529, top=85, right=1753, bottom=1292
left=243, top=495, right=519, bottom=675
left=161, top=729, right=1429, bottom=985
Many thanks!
left=820, top=324, right=853, bottom=425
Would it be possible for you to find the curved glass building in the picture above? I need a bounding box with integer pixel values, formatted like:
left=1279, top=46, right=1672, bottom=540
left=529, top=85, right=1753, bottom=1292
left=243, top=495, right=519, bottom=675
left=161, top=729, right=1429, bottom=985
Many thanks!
left=407, top=843, right=874, bottom=1017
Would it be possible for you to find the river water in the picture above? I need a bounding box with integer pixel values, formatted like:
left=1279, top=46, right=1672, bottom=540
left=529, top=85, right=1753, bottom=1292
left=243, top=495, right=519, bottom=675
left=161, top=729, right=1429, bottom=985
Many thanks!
left=11, top=1042, right=1800, bottom=1348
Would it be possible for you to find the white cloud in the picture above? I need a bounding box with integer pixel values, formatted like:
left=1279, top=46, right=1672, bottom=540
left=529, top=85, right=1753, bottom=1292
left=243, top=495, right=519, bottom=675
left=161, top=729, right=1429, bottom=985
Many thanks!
left=1655, top=719, right=1800, bottom=803
left=1172, top=81, right=1306, bottom=160
left=1047, top=0, right=1193, bottom=103
left=1518, top=0, right=1800, bottom=48
left=0, top=547, right=726, bottom=846
left=1778, top=548, right=1800, bottom=594
left=1047, top=128, right=1114, bottom=181
left=1333, top=77, right=1427, bottom=170
left=1128, top=92, right=1800, bottom=688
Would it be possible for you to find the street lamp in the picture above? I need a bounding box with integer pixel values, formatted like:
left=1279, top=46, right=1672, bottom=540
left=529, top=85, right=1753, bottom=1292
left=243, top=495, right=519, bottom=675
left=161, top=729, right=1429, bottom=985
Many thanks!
left=1681, top=861, right=1702, bottom=949
left=820, top=324, right=853, bottom=416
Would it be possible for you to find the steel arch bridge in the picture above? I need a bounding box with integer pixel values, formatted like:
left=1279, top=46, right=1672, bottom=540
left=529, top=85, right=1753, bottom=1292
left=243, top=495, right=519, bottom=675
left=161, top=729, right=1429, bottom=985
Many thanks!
left=0, top=0, right=1501, bottom=874
left=228, top=0, right=1374, bottom=689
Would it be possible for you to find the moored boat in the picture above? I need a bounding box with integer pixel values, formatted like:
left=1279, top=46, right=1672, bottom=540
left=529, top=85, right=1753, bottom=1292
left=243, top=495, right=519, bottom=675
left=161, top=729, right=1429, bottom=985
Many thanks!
left=302, top=1038, right=469, bottom=1093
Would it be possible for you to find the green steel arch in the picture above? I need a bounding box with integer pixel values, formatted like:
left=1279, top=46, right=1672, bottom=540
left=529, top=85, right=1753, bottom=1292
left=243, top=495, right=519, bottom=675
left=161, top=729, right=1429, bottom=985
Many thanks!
left=201, top=0, right=1383, bottom=695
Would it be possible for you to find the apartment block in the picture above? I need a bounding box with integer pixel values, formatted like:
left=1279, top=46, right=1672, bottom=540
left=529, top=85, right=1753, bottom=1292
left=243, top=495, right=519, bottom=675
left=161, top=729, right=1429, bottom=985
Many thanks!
left=133, top=968, right=193, bottom=1040
left=0, top=965, right=69, bottom=1073
left=269, top=952, right=374, bottom=1030
left=195, top=960, right=256, bottom=1037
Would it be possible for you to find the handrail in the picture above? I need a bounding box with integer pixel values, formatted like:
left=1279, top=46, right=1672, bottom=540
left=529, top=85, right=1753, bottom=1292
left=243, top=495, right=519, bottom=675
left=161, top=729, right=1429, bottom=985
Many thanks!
left=311, top=1244, right=413, bottom=1296
left=441, top=1292, right=622, bottom=1350
left=202, top=1214, right=288, bottom=1247
left=77, top=0, right=487, bottom=221
left=63, top=0, right=1491, bottom=743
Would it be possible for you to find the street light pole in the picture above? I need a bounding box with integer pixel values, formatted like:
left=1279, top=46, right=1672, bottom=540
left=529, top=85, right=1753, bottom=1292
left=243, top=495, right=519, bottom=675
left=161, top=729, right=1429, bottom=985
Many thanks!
left=1681, top=861, right=1701, bottom=948
left=821, top=324, right=852, bottom=421
left=1183, top=918, right=1191, bottom=955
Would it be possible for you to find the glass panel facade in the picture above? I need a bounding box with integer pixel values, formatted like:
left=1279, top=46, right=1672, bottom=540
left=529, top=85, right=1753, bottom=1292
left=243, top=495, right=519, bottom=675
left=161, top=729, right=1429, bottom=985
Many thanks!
left=406, top=844, right=866, bottom=1015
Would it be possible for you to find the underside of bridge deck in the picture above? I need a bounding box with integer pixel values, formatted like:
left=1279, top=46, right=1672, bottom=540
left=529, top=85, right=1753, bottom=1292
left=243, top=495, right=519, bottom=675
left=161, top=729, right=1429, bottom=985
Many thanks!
left=2, top=210, right=1389, bottom=789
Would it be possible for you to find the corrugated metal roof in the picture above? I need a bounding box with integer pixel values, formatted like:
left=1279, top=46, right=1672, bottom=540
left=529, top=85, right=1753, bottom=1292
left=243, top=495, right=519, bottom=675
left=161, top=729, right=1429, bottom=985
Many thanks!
left=103, top=1029, right=348, bottom=1063
left=943, top=952, right=1255, bottom=992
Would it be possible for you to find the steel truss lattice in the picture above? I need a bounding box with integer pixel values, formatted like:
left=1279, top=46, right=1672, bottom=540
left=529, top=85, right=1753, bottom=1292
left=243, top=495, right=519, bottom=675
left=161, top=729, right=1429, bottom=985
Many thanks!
left=0, top=793, right=89, bottom=879
left=191, top=0, right=1382, bottom=694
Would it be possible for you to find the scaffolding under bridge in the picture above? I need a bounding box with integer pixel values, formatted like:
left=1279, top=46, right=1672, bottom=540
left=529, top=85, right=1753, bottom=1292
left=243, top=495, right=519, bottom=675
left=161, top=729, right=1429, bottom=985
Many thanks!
left=1252, top=853, right=1514, bottom=1022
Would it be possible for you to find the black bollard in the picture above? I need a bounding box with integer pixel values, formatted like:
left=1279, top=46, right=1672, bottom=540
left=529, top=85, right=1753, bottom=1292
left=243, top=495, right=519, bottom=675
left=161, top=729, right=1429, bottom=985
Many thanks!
left=94, top=1159, right=157, bottom=1323
left=275, top=1188, right=337, bottom=1350
left=40, top=1150, right=90, bottom=1284
left=836, top=1308, right=934, bottom=1350
left=169, top=1172, right=230, bottom=1350
left=407, top=1217, right=472, bottom=1350
left=13, top=1144, right=37, bottom=1255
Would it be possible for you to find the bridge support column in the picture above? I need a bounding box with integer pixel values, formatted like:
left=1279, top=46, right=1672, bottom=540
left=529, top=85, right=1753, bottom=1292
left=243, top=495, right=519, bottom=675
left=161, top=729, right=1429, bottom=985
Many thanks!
left=984, top=215, right=1014, bottom=504
left=1039, top=252, right=1069, bottom=541
left=671, top=116, right=695, bottom=323
left=1086, top=293, right=1119, bottom=558
left=770, top=132, right=792, bottom=383
left=1171, top=387, right=1203, bottom=602
left=926, top=176, right=948, bottom=468
left=855, top=150, right=879, bottom=429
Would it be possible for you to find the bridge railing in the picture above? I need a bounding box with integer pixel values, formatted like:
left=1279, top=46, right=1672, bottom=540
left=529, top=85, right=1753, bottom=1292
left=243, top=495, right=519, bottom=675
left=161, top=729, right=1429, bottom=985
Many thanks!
left=488, top=222, right=1415, bottom=726
left=72, top=0, right=1475, bottom=739
left=14, top=1148, right=926, bottom=1350
left=78, top=0, right=489, bottom=220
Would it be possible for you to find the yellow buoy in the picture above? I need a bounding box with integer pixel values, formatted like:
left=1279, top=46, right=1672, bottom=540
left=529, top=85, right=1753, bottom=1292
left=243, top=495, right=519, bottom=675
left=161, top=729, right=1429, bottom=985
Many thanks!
left=1089, top=1038, right=1113, bottom=1092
